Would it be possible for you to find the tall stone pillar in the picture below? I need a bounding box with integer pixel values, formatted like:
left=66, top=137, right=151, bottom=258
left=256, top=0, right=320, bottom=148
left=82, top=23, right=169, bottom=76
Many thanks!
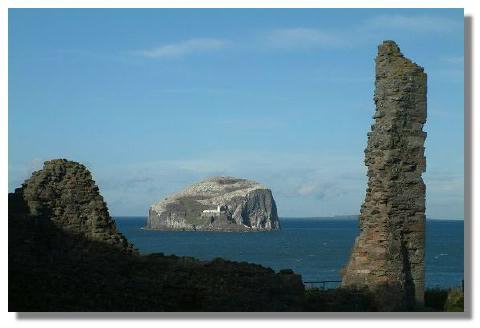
left=341, top=41, right=427, bottom=310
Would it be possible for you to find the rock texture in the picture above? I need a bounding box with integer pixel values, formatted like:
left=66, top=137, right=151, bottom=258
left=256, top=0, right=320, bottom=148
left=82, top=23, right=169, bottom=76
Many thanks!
left=147, top=176, right=280, bottom=231
left=10, top=159, right=136, bottom=253
left=9, top=159, right=304, bottom=311
left=341, top=41, right=427, bottom=310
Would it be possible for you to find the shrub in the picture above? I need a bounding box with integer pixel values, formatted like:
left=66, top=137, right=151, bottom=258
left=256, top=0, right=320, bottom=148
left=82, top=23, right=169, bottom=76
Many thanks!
left=444, top=289, right=464, bottom=312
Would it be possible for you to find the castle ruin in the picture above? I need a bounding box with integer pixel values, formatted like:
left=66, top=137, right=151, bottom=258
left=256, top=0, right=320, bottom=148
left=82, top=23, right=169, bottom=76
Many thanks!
left=341, top=41, right=427, bottom=311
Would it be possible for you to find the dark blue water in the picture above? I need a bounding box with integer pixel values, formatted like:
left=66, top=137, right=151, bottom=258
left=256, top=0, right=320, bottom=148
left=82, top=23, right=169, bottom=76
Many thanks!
left=115, top=217, right=464, bottom=289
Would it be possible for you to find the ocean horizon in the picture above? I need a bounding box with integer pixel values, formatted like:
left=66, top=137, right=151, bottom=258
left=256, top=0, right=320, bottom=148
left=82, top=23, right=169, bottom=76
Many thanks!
left=114, top=216, right=465, bottom=220
left=115, top=216, right=464, bottom=289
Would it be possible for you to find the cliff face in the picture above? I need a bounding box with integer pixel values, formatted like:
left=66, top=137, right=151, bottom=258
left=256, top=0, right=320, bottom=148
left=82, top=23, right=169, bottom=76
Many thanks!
left=10, top=159, right=136, bottom=253
left=341, top=41, right=427, bottom=311
left=147, top=176, right=280, bottom=231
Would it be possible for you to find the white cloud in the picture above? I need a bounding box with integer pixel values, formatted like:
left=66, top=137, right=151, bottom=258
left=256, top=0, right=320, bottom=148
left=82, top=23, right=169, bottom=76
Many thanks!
left=263, top=14, right=462, bottom=51
left=424, top=170, right=464, bottom=219
left=442, top=56, right=464, bottom=65
left=134, top=38, right=228, bottom=58
left=367, top=14, right=463, bottom=34
left=425, top=170, right=464, bottom=194
left=89, top=150, right=366, bottom=217
left=296, top=182, right=318, bottom=196
left=10, top=150, right=464, bottom=219
left=265, top=28, right=346, bottom=49
left=430, top=68, right=464, bottom=82
left=129, top=14, right=461, bottom=59
left=221, top=117, right=284, bottom=130
left=8, top=158, right=44, bottom=191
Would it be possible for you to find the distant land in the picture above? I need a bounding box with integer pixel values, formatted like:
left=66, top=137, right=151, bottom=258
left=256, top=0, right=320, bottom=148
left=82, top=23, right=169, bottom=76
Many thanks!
left=146, top=176, right=280, bottom=231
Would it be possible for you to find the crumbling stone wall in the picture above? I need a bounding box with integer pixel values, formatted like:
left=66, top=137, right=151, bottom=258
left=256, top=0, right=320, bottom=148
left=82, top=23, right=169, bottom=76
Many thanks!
left=9, top=159, right=305, bottom=311
left=11, top=159, right=136, bottom=254
left=341, top=41, right=427, bottom=310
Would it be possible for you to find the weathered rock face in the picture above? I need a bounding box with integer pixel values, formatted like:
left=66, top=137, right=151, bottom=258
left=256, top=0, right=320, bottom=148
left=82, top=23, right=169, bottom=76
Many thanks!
left=341, top=41, right=427, bottom=310
left=10, top=159, right=136, bottom=253
left=147, top=176, right=280, bottom=231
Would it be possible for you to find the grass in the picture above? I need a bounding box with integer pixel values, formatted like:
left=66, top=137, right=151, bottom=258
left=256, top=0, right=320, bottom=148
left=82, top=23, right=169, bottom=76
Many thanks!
left=418, top=287, right=464, bottom=312
left=303, top=286, right=465, bottom=312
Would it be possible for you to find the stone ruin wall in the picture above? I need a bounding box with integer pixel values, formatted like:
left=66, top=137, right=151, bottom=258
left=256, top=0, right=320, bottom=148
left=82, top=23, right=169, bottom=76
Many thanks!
left=341, top=41, right=427, bottom=310
left=9, top=160, right=305, bottom=311
left=10, top=159, right=136, bottom=254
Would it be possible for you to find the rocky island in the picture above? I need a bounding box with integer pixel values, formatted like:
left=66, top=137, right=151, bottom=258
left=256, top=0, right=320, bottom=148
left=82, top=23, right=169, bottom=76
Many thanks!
left=147, top=176, right=280, bottom=231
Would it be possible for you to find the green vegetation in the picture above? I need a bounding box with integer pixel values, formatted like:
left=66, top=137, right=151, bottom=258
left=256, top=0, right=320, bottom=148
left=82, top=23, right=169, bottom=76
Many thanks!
left=444, top=289, right=464, bottom=312
left=423, top=287, right=464, bottom=312
left=303, top=286, right=465, bottom=312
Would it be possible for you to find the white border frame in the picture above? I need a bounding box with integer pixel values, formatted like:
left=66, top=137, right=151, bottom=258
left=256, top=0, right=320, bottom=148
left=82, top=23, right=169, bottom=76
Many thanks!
left=1, top=1, right=476, bottom=326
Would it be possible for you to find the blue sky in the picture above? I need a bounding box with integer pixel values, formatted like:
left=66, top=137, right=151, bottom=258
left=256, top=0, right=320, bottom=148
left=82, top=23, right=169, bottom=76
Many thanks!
left=8, top=9, right=464, bottom=218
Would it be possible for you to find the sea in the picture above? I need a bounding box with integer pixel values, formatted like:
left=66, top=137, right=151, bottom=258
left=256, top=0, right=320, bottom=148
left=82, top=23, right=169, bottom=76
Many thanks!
left=114, top=217, right=464, bottom=289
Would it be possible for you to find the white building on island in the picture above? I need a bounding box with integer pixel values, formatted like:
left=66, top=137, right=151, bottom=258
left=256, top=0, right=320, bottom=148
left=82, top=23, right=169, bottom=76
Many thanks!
left=201, top=205, right=223, bottom=216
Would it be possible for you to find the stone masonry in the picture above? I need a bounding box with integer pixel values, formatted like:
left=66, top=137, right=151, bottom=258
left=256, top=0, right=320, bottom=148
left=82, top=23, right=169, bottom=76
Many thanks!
left=341, top=41, right=427, bottom=310
left=10, top=159, right=136, bottom=254
left=9, top=160, right=304, bottom=311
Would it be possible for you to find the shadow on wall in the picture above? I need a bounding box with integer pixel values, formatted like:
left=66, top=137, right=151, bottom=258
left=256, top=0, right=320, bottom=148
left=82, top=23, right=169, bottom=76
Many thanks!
left=8, top=190, right=305, bottom=312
